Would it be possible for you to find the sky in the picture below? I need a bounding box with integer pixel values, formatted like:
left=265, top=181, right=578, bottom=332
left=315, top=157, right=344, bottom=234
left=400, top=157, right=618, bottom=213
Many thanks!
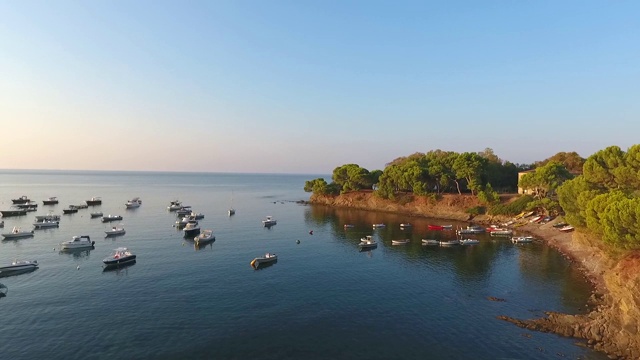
left=1, top=1, right=638, bottom=174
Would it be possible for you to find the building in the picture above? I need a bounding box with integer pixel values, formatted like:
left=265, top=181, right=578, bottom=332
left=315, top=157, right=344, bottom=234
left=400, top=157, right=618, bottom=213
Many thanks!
left=517, top=170, right=535, bottom=194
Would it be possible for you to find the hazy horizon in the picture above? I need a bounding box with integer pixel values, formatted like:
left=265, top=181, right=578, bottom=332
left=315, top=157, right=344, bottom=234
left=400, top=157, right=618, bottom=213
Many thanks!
left=2, top=1, right=638, bottom=174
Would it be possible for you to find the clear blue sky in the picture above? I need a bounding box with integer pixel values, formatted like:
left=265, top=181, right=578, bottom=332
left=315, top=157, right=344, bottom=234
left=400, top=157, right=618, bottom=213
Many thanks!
left=1, top=1, right=638, bottom=174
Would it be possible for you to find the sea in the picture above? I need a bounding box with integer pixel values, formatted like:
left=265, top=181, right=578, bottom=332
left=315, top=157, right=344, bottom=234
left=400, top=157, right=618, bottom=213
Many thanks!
left=0, top=170, right=607, bottom=360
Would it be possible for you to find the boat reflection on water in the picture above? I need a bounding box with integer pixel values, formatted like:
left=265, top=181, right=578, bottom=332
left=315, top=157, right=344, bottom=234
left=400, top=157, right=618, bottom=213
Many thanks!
left=252, top=260, right=277, bottom=270
left=102, top=260, right=136, bottom=273
left=194, top=241, right=214, bottom=251
left=0, top=283, right=7, bottom=298
left=59, top=248, right=93, bottom=259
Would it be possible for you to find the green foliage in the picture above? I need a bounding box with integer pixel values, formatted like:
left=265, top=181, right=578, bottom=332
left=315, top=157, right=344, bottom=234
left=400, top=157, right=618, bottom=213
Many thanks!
left=519, top=161, right=573, bottom=199
left=534, top=151, right=585, bottom=174
left=304, top=178, right=340, bottom=195
left=332, top=164, right=372, bottom=193
left=585, top=191, right=630, bottom=236
left=582, top=146, right=625, bottom=189
left=488, top=195, right=534, bottom=216
left=526, top=198, right=562, bottom=215
left=477, top=183, right=500, bottom=205
left=466, top=206, right=486, bottom=216
left=601, top=197, right=640, bottom=249
left=453, top=152, right=487, bottom=195
left=557, top=176, right=598, bottom=227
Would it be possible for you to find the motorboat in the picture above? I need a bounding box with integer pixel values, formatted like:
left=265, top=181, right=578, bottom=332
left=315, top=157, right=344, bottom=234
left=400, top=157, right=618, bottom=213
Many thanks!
left=15, top=202, right=38, bottom=210
left=11, top=196, right=31, bottom=204
left=86, top=197, right=102, bottom=206
left=0, top=210, right=27, bottom=217
left=0, top=260, right=38, bottom=273
left=457, top=225, right=486, bottom=235
left=194, top=229, right=215, bottom=244
left=250, top=253, right=277, bottom=268
left=358, top=236, right=378, bottom=250
left=43, top=197, right=59, bottom=205
left=90, top=212, right=104, bottom=218
left=421, top=239, right=439, bottom=246
left=512, top=236, right=534, bottom=244
left=33, top=220, right=60, bottom=229
left=343, top=224, right=355, bottom=229
left=60, top=235, right=95, bottom=250
left=228, top=208, right=235, bottom=216
left=391, top=239, right=410, bottom=245
left=75, top=203, right=89, bottom=209
left=102, top=214, right=123, bottom=222
left=183, top=222, right=201, bottom=237
left=190, top=211, right=205, bottom=220
left=105, top=226, right=126, bottom=236
left=372, top=223, right=386, bottom=229
left=63, top=205, right=79, bottom=214
left=176, top=216, right=198, bottom=227
left=176, top=206, right=193, bottom=216
left=400, top=223, right=412, bottom=228
left=459, top=239, right=480, bottom=245
left=125, top=197, right=142, bottom=209
left=529, top=215, right=543, bottom=223
left=262, top=216, right=277, bottom=227
left=167, top=200, right=182, bottom=211
left=103, top=247, right=136, bottom=268
left=490, top=229, right=513, bottom=237
left=559, top=225, right=575, bottom=232
left=2, top=227, right=34, bottom=239
left=35, top=214, right=61, bottom=222
left=439, top=239, right=460, bottom=247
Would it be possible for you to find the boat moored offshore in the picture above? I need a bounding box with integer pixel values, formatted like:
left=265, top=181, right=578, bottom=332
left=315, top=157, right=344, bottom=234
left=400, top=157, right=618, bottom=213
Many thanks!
left=60, top=235, right=95, bottom=250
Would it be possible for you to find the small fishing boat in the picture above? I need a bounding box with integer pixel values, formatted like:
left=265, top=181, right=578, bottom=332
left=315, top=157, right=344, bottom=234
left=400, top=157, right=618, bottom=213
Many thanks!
left=43, top=197, right=59, bottom=205
left=2, top=227, right=34, bottom=239
left=167, top=200, right=182, bottom=211
left=358, top=235, right=378, bottom=250
left=35, top=214, right=61, bottom=222
left=105, top=226, right=126, bottom=237
left=189, top=211, right=205, bottom=220
left=125, top=197, right=142, bottom=209
left=63, top=205, right=79, bottom=214
left=86, top=197, right=102, bottom=206
left=457, top=225, right=486, bottom=235
left=103, top=247, right=136, bottom=268
left=176, top=206, right=193, bottom=216
left=399, top=223, right=412, bottom=228
left=459, top=238, right=480, bottom=245
left=102, top=214, right=123, bottom=222
left=194, top=229, right=215, bottom=244
left=33, top=220, right=59, bottom=229
left=421, top=239, right=439, bottom=246
left=529, top=215, right=543, bottom=223
left=250, top=253, right=278, bottom=268
left=439, top=239, right=460, bottom=247
left=372, top=223, right=386, bottom=229
left=75, top=203, right=89, bottom=209
left=11, top=196, right=31, bottom=204
left=343, top=224, right=355, bottom=229
left=183, top=222, right=201, bottom=237
left=0, top=210, right=27, bottom=217
left=60, top=235, right=95, bottom=250
left=391, top=239, right=410, bottom=245
left=228, top=208, right=235, bottom=216
left=15, top=202, right=38, bottom=210
left=176, top=215, right=198, bottom=227
left=90, top=212, right=103, bottom=218
left=512, top=236, right=534, bottom=244
left=0, top=260, right=38, bottom=273
left=262, top=216, right=277, bottom=227
left=428, top=224, right=453, bottom=230
left=558, top=225, right=575, bottom=232
left=490, top=229, right=513, bottom=237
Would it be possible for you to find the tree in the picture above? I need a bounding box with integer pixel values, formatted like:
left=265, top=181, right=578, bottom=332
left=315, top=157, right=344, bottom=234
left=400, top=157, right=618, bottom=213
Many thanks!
left=601, top=197, right=640, bottom=249
left=535, top=151, right=585, bottom=174
left=585, top=191, right=630, bottom=235
left=519, top=161, right=573, bottom=199
left=453, top=152, right=486, bottom=195
left=332, top=164, right=371, bottom=193
left=582, top=146, right=625, bottom=189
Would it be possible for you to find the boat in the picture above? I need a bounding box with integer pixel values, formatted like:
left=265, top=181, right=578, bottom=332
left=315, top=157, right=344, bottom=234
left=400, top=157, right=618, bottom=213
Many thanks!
left=194, top=229, right=215, bottom=244
left=559, top=225, right=575, bottom=232
left=43, top=197, right=59, bottom=205
left=400, top=223, right=412, bottom=228
left=439, top=239, right=460, bottom=247
left=167, top=200, right=182, bottom=211
left=0, top=260, right=38, bottom=272
left=11, top=196, right=30, bottom=204
left=428, top=224, right=453, bottom=231
left=262, top=216, right=277, bottom=227
left=176, top=215, right=198, bottom=227
left=176, top=206, right=193, bottom=216
left=15, top=202, right=38, bottom=210
left=103, top=247, right=136, bottom=268
left=490, top=229, right=513, bottom=237
left=250, top=253, right=278, bottom=268
left=183, top=222, right=201, bottom=237
left=1, top=227, right=34, bottom=239
left=105, top=226, right=126, bottom=236
left=60, top=235, right=95, bottom=250
left=512, top=236, right=534, bottom=244
left=529, top=215, right=543, bottom=223
left=63, top=205, right=79, bottom=214
left=523, top=211, right=536, bottom=218
left=75, top=203, right=89, bottom=209
left=421, top=239, right=439, bottom=246
left=86, top=197, right=102, bottom=206
left=391, top=239, right=410, bottom=245
left=372, top=223, right=386, bottom=229
left=358, top=236, right=378, bottom=250
left=35, top=214, right=61, bottom=222
left=90, top=212, right=103, bottom=218
left=228, top=208, right=236, bottom=216
left=459, top=238, right=480, bottom=245
left=33, top=220, right=59, bottom=229
left=0, top=210, right=27, bottom=217
left=189, top=211, right=205, bottom=220
left=553, top=222, right=569, bottom=228
left=343, top=224, right=355, bottom=229
left=102, top=214, right=123, bottom=222
left=125, top=197, right=142, bottom=209
left=457, top=225, right=486, bottom=235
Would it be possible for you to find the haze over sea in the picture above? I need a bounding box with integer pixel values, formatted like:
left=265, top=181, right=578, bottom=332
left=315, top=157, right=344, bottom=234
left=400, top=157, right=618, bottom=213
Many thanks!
left=0, top=170, right=605, bottom=359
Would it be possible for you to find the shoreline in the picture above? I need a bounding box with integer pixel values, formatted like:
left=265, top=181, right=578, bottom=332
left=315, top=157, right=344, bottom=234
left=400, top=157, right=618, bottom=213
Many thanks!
left=308, top=193, right=640, bottom=359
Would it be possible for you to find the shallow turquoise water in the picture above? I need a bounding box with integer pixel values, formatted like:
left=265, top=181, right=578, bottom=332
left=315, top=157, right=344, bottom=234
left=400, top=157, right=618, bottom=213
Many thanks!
left=0, top=171, right=606, bottom=359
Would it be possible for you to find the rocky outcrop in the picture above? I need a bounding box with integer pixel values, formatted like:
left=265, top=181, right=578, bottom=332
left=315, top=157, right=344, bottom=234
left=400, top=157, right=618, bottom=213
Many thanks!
left=309, top=192, right=640, bottom=359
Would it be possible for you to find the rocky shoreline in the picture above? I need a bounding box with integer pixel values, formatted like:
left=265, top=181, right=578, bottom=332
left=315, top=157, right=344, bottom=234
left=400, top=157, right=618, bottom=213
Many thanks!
left=309, top=193, right=640, bottom=359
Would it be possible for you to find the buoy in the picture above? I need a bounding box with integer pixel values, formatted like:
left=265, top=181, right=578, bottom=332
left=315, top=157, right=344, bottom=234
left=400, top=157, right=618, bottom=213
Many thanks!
left=309, top=230, right=313, bottom=235
left=296, top=240, right=300, bottom=244
left=76, top=265, right=80, bottom=270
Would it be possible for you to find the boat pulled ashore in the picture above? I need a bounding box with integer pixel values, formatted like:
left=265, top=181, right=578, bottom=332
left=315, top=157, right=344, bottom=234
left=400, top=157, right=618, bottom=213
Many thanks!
left=194, top=229, right=215, bottom=244
left=2, top=227, right=34, bottom=239
left=60, top=235, right=95, bottom=250
left=103, top=248, right=136, bottom=268
left=0, top=260, right=38, bottom=274
left=511, top=236, right=534, bottom=244
left=250, top=253, right=277, bottom=268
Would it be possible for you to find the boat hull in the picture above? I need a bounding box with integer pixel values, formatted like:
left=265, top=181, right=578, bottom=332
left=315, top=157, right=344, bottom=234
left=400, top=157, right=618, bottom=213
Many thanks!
left=0, top=210, right=27, bottom=217
left=43, top=200, right=59, bottom=205
left=2, top=232, right=34, bottom=239
left=33, top=222, right=59, bottom=229
left=103, top=255, right=136, bottom=266
left=102, top=217, right=123, bottom=222
left=184, top=228, right=201, bottom=237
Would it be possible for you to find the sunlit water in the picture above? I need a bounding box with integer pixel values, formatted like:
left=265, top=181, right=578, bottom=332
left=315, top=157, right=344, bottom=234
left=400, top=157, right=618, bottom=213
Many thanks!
left=0, top=171, right=606, bottom=359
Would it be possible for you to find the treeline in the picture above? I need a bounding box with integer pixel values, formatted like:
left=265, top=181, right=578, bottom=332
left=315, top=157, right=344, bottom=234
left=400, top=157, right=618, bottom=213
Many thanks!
left=558, top=145, right=640, bottom=249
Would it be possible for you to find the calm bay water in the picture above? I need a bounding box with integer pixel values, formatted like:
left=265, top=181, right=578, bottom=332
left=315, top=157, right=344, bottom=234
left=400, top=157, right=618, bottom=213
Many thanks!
left=0, top=170, right=605, bottom=359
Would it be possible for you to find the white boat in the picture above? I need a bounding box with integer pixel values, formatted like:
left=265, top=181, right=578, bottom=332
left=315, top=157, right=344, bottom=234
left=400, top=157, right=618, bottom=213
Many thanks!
left=529, top=215, right=543, bottom=223
left=60, top=235, right=95, bottom=249
left=512, top=236, right=534, bottom=243
left=35, top=213, right=61, bottom=222
left=105, top=226, right=126, bottom=236
left=167, top=200, right=182, bottom=211
left=33, top=220, right=59, bottom=229
left=90, top=212, right=103, bottom=218
left=421, top=239, right=439, bottom=246
left=2, top=227, right=34, bottom=239
left=439, top=239, right=460, bottom=247
left=391, top=239, right=410, bottom=245
left=457, top=225, right=486, bottom=235
left=176, top=215, right=198, bottom=227
left=344, top=224, right=355, bottom=229
left=490, top=229, right=513, bottom=237
left=176, top=206, right=193, bottom=216
left=103, top=247, right=136, bottom=267
left=228, top=191, right=235, bottom=216
left=372, top=223, right=386, bottom=228
left=228, top=208, right=236, bottom=216
left=400, top=223, right=412, bottom=228
left=190, top=211, right=205, bottom=220
left=125, top=197, right=142, bottom=208
left=459, top=239, right=480, bottom=245
left=102, top=214, right=123, bottom=222
left=559, top=225, right=575, bottom=232
left=358, top=235, right=378, bottom=249
left=194, top=229, right=215, bottom=244
left=262, top=216, right=277, bottom=227
left=183, top=222, right=200, bottom=237
left=250, top=253, right=278, bottom=268
left=0, top=260, right=38, bottom=272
